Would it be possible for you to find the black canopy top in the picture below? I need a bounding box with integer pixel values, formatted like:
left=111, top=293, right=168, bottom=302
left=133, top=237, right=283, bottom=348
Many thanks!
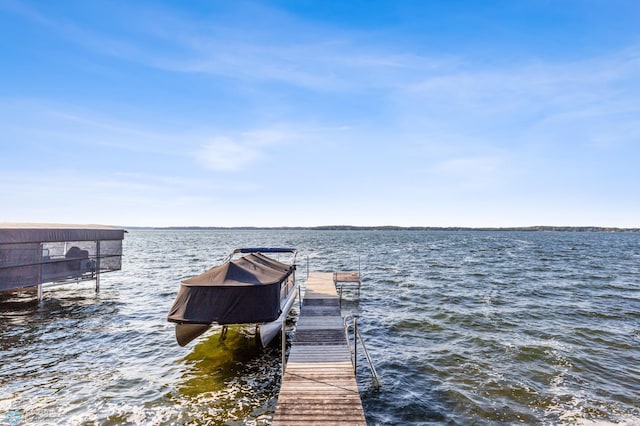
left=167, top=249, right=297, bottom=325
left=181, top=252, right=294, bottom=287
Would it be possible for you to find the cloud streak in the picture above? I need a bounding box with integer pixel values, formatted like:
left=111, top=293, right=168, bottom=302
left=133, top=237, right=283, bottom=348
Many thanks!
left=0, top=99, right=193, bottom=165
left=194, top=127, right=301, bottom=172
left=1, top=0, right=452, bottom=92
left=196, top=137, right=260, bottom=172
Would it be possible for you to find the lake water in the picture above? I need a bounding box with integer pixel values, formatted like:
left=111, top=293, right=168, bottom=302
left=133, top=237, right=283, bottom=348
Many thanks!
left=1, top=229, right=639, bottom=425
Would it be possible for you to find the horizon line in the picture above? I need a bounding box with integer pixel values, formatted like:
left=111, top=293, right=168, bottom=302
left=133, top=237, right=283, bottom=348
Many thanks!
left=121, top=225, right=640, bottom=232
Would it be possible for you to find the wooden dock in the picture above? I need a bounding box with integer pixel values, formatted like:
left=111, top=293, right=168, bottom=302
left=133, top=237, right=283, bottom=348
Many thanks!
left=272, top=272, right=366, bottom=425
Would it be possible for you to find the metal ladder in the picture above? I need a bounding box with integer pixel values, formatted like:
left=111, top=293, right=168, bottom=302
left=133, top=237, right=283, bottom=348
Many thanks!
left=344, top=315, right=381, bottom=388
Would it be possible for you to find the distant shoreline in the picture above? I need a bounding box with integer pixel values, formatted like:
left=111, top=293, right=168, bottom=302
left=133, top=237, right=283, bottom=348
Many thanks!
left=124, top=225, right=640, bottom=232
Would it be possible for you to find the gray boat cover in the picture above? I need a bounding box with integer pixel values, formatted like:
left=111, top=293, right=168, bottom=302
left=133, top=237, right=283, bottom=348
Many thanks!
left=167, top=253, right=295, bottom=325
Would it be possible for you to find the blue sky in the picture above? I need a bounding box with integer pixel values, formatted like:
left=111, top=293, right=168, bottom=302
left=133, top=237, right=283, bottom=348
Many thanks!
left=1, top=0, right=639, bottom=227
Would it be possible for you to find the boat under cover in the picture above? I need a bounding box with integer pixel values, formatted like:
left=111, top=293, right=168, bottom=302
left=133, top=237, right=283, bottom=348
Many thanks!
left=167, top=248, right=297, bottom=346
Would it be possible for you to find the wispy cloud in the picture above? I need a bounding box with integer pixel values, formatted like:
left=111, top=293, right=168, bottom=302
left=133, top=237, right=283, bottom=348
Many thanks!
left=0, top=168, right=260, bottom=225
left=0, top=0, right=450, bottom=92
left=194, top=127, right=298, bottom=172
left=0, top=99, right=191, bottom=158
left=5, top=0, right=640, bottom=101
left=196, top=137, right=261, bottom=172
left=396, top=45, right=640, bottom=158
left=0, top=0, right=146, bottom=60
left=433, top=155, right=503, bottom=176
left=407, top=45, right=640, bottom=115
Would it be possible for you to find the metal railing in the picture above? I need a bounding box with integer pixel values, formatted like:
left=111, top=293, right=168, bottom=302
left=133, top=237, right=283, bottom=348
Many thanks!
left=344, top=315, right=381, bottom=388
left=334, top=256, right=362, bottom=307
left=336, top=279, right=361, bottom=307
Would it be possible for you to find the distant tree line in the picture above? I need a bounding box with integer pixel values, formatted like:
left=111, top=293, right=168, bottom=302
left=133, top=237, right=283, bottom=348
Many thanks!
left=128, top=225, right=639, bottom=232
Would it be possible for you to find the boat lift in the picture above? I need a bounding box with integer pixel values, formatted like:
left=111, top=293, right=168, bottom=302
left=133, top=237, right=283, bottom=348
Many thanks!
left=0, top=224, right=125, bottom=301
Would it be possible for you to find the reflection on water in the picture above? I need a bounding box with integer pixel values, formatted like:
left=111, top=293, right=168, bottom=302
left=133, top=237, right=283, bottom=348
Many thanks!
left=170, top=327, right=282, bottom=425
left=179, top=327, right=264, bottom=395
left=1, top=230, right=639, bottom=425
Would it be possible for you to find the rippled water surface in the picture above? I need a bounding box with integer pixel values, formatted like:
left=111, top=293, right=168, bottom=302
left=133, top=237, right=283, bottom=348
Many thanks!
left=1, top=230, right=639, bottom=425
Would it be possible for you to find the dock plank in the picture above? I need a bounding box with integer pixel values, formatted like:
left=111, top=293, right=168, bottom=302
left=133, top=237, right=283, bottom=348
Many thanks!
left=272, top=272, right=366, bottom=425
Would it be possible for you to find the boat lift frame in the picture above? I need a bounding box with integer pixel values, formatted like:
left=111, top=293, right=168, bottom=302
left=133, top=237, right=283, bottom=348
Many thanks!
left=0, top=224, right=125, bottom=301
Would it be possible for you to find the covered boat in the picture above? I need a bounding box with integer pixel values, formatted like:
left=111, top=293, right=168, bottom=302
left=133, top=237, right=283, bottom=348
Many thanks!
left=167, top=248, right=298, bottom=347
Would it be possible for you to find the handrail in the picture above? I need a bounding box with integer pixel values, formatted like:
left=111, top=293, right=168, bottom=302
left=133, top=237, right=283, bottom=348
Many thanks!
left=344, top=315, right=381, bottom=388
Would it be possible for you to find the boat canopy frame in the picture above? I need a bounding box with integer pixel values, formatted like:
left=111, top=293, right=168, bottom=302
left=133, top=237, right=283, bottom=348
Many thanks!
left=225, top=247, right=297, bottom=263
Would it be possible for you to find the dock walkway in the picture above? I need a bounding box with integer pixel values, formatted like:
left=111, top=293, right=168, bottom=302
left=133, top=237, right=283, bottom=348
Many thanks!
left=272, top=272, right=366, bottom=425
